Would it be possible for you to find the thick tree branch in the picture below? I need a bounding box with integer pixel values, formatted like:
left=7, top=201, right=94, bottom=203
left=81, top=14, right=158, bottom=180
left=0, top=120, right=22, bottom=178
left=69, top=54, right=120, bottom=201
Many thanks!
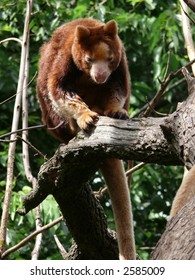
left=19, top=114, right=183, bottom=215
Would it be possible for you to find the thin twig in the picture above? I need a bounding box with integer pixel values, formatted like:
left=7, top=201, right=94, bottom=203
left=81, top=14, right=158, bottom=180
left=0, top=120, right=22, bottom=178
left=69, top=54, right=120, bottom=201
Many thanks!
left=1, top=216, right=63, bottom=259
left=0, top=72, right=37, bottom=106
left=47, top=120, right=65, bottom=130
left=94, top=186, right=108, bottom=199
left=125, top=162, right=146, bottom=177
left=0, top=124, right=46, bottom=139
left=0, top=37, right=22, bottom=45
left=95, top=162, right=146, bottom=199
left=0, top=139, right=17, bottom=143
left=54, top=234, right=67, bottom=259
left=145, top=96, right=168, bottom=116
left=0, top=121, right=65, bottom=140
left=0, top=94, right=17, bottom=106
left=131, top=78, right=185, bottom=118
left=163, top=51, right=172, bottom=81
left=142, top=58, right=195, bottom=117
left=141, top=53, right=174, bottom=117
left=17, top=136, right=47, bottom=160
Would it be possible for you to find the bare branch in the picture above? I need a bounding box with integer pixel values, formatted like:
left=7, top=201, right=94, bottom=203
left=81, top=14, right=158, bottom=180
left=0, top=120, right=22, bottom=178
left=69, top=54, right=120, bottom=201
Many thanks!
left=0, top=124, right=46, bottom=139
left=0, top=0, right=33, bottom=257
left=142, top=58, right=195, bottom=117
left=0, top=37, right=22, bottom=45
left=125, top=162, right=146, bottom=177
left=1, top=216, right=63, bottom=259
left=0, top=71, right=37, bottom=107
left=0, top=121, right=68, bottom=140
left=163, top=51, right=172, bottom=81
left=0, top=94, right=17, bottom=106
left=22, top=27, right=34, bottom=183
left=0, top=139, right=17, bottom=143
left=17, top=136, right=47, bottom=160
left=95, top=162, right=146, bottom=199
left=20, top=25, right=43, bottom=260
left=54, top=234, right=68, bottom=259
left=47, top=120, right=65, bottom=131
left=31, top=207, right=43, bottom=260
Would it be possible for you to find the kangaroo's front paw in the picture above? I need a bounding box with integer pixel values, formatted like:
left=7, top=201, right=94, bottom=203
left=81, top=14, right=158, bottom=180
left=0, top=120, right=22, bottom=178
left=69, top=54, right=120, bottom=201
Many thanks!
left=105, top=108, right=129, bottom=120
left=77, top=110, right=99, bottom=131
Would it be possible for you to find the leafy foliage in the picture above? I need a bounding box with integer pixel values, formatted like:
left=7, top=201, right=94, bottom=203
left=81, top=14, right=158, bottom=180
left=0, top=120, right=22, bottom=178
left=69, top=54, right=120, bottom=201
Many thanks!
left=0, top=0, right=192, bottom=259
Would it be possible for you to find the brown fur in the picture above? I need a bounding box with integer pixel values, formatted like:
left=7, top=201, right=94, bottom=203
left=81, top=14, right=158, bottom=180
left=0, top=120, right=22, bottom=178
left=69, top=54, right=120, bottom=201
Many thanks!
left=170, top=165, right=195, bottom=217
left=37, top=18, right=135, bottom=259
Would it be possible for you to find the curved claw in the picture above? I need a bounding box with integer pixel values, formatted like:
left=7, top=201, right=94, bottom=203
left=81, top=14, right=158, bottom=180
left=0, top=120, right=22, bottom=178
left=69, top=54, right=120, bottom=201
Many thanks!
left=105, top=108, right=129, bottom=120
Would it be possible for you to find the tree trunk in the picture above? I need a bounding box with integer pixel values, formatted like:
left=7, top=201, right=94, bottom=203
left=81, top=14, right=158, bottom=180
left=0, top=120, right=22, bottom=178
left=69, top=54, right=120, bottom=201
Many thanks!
left=151, top=196, right=195, bottom=259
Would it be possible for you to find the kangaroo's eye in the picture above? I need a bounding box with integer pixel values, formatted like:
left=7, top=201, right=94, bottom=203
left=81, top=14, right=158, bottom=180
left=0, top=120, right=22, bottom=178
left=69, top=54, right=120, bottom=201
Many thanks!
left=108, top=56, right=114, bottom=62
left=85, top=56, right=93, bottom=63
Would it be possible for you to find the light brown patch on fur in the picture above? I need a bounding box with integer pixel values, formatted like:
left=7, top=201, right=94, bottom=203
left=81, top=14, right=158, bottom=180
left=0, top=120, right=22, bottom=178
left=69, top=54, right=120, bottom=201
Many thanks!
left=91, top=42, right=110, bottom=61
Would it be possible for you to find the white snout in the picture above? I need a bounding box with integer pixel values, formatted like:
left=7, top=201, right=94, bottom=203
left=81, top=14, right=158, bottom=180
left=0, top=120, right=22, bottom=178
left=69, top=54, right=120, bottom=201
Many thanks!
left=90, top=62, right=111, bottom=84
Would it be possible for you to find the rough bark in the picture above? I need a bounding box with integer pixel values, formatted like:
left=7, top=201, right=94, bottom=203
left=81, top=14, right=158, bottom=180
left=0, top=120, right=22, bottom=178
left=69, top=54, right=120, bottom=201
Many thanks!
left=160, top=69, right=195, bottom=169
left=151, top=196, right=195, bottom=259
left=19, top=73, right=195, bottom=260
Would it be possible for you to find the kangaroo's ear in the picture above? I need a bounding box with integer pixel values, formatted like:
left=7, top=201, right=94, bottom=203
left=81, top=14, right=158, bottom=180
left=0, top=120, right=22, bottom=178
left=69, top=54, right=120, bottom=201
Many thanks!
left=104, top=20, right=118, bottom=36
left=75, top=26, right=90, bottom=41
